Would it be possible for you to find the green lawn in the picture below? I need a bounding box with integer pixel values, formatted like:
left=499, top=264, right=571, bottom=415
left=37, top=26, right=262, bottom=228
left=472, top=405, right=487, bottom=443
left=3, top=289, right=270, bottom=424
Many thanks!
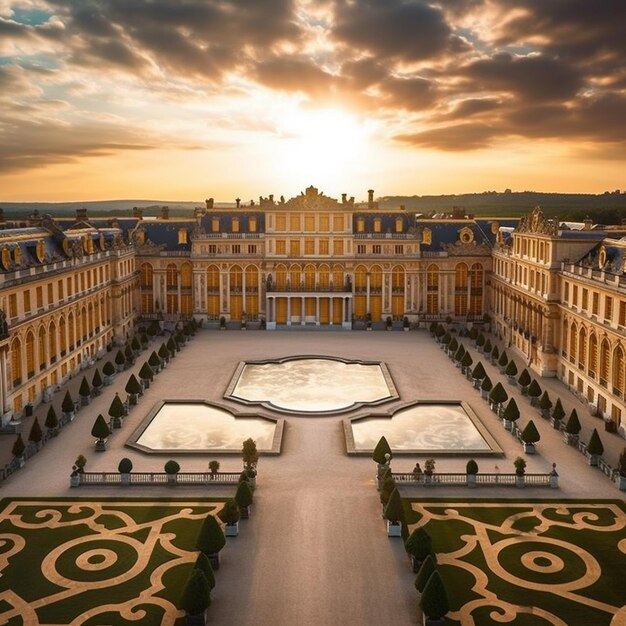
left=0, top=498, right=226, bottom=626
left=404, top=499, right=626, bottom=626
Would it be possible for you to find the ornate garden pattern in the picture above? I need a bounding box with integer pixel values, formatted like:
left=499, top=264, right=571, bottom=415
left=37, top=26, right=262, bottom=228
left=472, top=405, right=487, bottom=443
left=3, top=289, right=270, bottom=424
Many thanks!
left=408, top=501, right=626, bottom=626
left=0, top=499, right=225, bottom=625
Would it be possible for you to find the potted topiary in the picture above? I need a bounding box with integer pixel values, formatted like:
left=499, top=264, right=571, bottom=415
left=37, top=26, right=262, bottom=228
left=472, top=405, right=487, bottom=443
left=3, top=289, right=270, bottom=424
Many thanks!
left=28, top=418, right=43, bottom=451
left=124, top=344, right=134, bottom=366
left=159, top=342, right=171, bottom=364
left=193, top=552, right=215, bottom=594
left=131, top=336, right=141, bottom=354
left=379, top=472, right=396, bottom=509
left=420, top=570, right=449, bottom=625
left=102, top=360, right=115, bottom=384
left=447, top=336, right=458, bottom=357
left=12, top=433, right=26, bottom=467
left=517, top=369, right=531, bottom=394
left=372, top=436, right=393, bottom=467
left=383, top=487, right=405, bottom=537
left=505, top=360, right=518, bottom=384
left=108, top=393, right=126, bottom=429
left=220, top=316, right=226, bottom=330
left=466, top=459, right=479, bottom=487
left=78, top=376, right=91, bottom=406
left=165, top=459, right=181, bottom=484
left=497, top=350, right=508, bottom=373
left=616, top=448, right=626, bottom=491
left=563, top=409, right=581, bottom=446
left=125, top=374, right=142, bottom=405
left=415, top=554, right=437, bottom=593
left=490, top=344, right=499, bottom=365
left=148, top=350, right=161, bottom=373
left=167, top=337, right=177, bottom=357
left=586, top=428, right=604, bottom=466
left=114, top=349, right=126, bottom=372
left=480, top=374, right=493, bottom=399
left=461, top=351, right=473, bottom=376
left=403, top=316, right=410, bottom=331
left=489, top=382, right=508, bottom=415
left=528, top=379, right=542, bottom=406
left=235, top=480, right=254, bottom=519
left=140, top=332, right=149, bottom=348
left=45, top=405, right=59, bottom=436
left=118, top=457, right=133, bottom=485
left=179, top=568, right=211, bottom=625
left=91, top=369, right=103, bottom=396
left=91, top=414, right=110, bottom=451
left=218, top=498, right=241, bottom=536
left=70, top=454, right=86, bottom=487
left=429, top=321, right=437, bottom=336
left=138, top=362, right=153, bottom=389
left=453, top=344, right=465, bottom=367
left=521, top=420, right=540, bottom=454
left=208, top=460, right=220, bottom=480
left=405, top=526, right=432, bottom=572
left=502, top=398, right=520, bottom=431
left=551, top=398, right=565, bottom=429
left=242, top=438, right=259, bottom=472
left=471, top=362, right=486, bottom=388
left=386, top=316, right=393, bottom=331
left=483, top=338, right=492, bottom=355
left=196, top=513, right=226, bottom=569
left=513, top=456, right=526, bottom=487
left=538, top=391, right=552, bottom=418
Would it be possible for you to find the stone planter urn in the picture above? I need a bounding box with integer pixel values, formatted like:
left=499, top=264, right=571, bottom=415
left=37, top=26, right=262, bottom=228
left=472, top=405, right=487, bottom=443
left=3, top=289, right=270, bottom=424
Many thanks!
left=120, top=473, right=131, bottom=486
left=515, top=474, right=525, bottom=488
left=503, top=419, right=513, bottom=432
left=523, top=442, right=536, bottom=454
left=224, top=522, right=239, bottom=537
left=587, top=453, right=601, bottom=466
left=387, top=520, right=402, bottom=537
left=466, top=474, right=477, bottom=488
left=70, top=474, right=81, bottom=487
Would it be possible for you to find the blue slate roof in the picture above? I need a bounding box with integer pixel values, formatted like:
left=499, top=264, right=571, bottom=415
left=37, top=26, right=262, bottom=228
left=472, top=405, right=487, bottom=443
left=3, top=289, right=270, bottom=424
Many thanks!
left=198, top=212, right=266, bottom=234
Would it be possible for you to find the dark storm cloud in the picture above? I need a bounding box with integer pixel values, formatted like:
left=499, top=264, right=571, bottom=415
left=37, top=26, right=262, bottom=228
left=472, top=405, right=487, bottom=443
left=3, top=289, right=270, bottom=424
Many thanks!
left=380, top=75, right=436, bottom=111
left=440, top=98, right=502, bottom=120
left=254, top=56, right=337, bottom=98
left=395, top=122, right=497, bottom=151
left=333, top=0, right=460, bottom=61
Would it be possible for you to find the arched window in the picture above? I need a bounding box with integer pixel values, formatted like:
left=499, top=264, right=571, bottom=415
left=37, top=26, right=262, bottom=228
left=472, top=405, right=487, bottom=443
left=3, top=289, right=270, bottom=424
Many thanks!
left=181, top=262, right=192, bottom=289
left=140, top=263, right=153, bottom=288
left=59, top=317, right=67, bottom=354
left=600, top=339, right=611, bottom=384
left=68, top=312, right=75, bottom=349
left=370, top=265, right=382, bottom=291
left=166, top=264, right=178, bottom=289
left=427, top=264, right=439, bottom=315
left=319, top=264, right=330, bottom=290
left=612, top=345, right=624, bottom=397
left=332, top=265, right=343, bottom=290
left=455, top=264, right=468, bottom=289
left=26, top=331, right=35, bottom=378
left=230, top=265, right=243, bottom=290
left=207, top=265, right=219, bottom=290
left=49, top=320, right=57, bottom=363
left=588, top=333, right=597, bottom=377
left=578, top=327, right=587, bottom=369
left=304, top=264, right=316, bottom=290
left=275, top=264, right=287, bottom=290
left=569, top=322, right=577, bottom=364
left=391, top=266, right=404, bottom=291
left=11, top=337, right=22, bottom=386
left=38, top=325, right=46, bottom=370
left=469, top=263, right=483, bottom=315
left=289, top=264, right=301, bottom=289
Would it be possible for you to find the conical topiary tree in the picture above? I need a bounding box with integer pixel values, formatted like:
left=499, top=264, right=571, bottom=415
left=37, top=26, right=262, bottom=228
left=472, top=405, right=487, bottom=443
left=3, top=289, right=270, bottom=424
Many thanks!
left=383, top=487, right=405, bottom=524
left=539, top=390, right=552, bottom=415
left=472, top=361, right=486, bottom=380
left=167, top=337, right=177, bottom=354
left=124, top=344, right=134, bottom=361
left=235, top=479, right=254, bottom=517
left=587, top=428, right=604, bottom=456
left=415, top=554, right=437, bottom=593
left=28, top=418, right=43, bottom=446
left=481, top=374, right=493, bottom=393
left=405, top=527, right=432, bottom=570
left=91, top=414, right=109, bottom=450
left=552, top=398, right=565, bottom=422
left=115, top=349, right=126, bottom=368
left=372, top=436, right=393, bottom=465
left=196, top=514, right=226, bottom=567
left=528, top=379, right=542, bottom=404
left=502, top=398, right=520, bottom=422
left=179, top=568, right=211, bottom=617
left=505, top=360, right=518, bottom=378
left=194, top=552, right=215, bottom=591
left=131, top=336, right=141, bottom=352
left=420, top=570, right=449, bottom=621
left=140, top=332, right=149, bottom=347
left=521, top=420, right=541, bottom=444
left=518, top=368, right=531, bottom=389
left=476, top=333, right=485, bottom=348
left=469, top=327, right=478, bottom=341
left=498, top=350, right=509, bottom=368
left=491, top=344, right=499, bottom=361
left=62, top=390, right=75, bottom=415
left=435, top=324, right=445, bottom=339
left=108, top=393, right=126, bottom=427
left=159, top=343, right=170, bottom=361
left=139, top=362, right=153, bottom=383
left=441, top=332, right=451, bottom=346
left=78, top=376, right=91, bottom=400
left=102, top=360, right=115, bottom=378
left=92, top=368, right=103, bottom=392
left=483, top=338, right=492, bottom=354
left=125, top=374, right=142, bottom=405
left=565, top=409, right=582, bottom=435
left=448, top=336, right=458, bottom=353
left=489, top=382, right=508, bottom=406
left=12, top=433, right=25, bottom=458
left=45, top=405, right=59, bottom=431
left=461, top=351, right=473, bottom=370
left=454, top=344, right=466, bottom=363
left=148, top=350, right=161, bottom=369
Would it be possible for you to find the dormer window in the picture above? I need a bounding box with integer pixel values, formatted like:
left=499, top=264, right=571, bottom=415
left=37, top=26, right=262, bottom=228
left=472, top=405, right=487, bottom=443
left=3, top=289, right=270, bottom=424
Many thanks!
left=374, top=218, right=381, bottom=233
left=178, top=228, right=188, bottom=244
left=212, top=217, right=220, bottom=233
left=356, top=218, right=365, bottom=233
left=232, top=217, right=240, bottom=233
left=395, top=217, right=403, bottom=233
left=249, top=216, right=257, bottom=232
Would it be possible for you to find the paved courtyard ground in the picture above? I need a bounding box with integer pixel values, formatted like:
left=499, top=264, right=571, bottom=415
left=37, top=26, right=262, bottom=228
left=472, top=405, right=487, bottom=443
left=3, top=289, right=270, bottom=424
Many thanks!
left=1, top=329, right=625, bottom=625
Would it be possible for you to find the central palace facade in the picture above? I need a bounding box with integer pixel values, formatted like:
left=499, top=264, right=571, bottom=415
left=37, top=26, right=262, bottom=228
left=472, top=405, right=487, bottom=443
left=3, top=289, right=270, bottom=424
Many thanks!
left=0, top=186, right=625, bottom=435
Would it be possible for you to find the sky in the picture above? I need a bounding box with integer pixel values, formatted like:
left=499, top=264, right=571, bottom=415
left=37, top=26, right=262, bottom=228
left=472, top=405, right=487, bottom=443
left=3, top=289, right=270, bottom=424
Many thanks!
left=0, top=0, right=625, bottom=202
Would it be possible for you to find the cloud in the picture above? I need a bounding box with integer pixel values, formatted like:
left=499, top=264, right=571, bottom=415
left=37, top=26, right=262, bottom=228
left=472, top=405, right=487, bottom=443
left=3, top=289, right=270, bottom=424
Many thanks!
left=395, top=122, right=498, bottom=150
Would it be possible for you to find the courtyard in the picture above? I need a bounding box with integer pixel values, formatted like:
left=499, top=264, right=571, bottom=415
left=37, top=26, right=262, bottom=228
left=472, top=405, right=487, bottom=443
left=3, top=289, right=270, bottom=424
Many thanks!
left=1, top=329, right=625, bottom=625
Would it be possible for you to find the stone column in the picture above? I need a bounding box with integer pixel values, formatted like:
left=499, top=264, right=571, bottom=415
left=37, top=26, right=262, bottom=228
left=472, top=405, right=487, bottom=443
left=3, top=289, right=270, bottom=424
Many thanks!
left=301, top=296, right=305, bottom=325
left=316, top=297, right=320, bottom=326
left=366, top=273, right=371, bottom=314
left=287, top=297, right=291, bottom=326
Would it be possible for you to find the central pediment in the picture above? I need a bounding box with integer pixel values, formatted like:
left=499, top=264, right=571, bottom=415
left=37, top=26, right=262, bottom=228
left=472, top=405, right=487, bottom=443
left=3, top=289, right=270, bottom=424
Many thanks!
left=284, top=185, right=341, bottom=209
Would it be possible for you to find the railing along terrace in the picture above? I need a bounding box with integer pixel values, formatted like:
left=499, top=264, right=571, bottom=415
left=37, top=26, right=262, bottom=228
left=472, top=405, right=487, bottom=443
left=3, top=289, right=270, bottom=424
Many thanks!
left=73, top=471, right=243, bottom=486
left=391, top=472, right=555, bottom=487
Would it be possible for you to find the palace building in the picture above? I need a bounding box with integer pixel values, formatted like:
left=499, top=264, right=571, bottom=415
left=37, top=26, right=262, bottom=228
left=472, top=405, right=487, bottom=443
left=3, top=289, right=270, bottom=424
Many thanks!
left=0, top=186, right=624, bottom=435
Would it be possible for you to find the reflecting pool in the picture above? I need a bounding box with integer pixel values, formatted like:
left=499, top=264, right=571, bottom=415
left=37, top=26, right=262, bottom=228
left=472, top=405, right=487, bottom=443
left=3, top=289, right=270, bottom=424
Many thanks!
left=227, top=357, right=396, bottom=413
left=350, top=403, right=494, bottom=453
left=133, top=402, right=277, bottom=452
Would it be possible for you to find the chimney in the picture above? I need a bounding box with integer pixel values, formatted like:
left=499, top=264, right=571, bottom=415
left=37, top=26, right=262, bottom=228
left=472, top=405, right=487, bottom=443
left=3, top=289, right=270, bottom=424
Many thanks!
left=368, top=189, right=375, bottom=209
left=236, top=197, right=241, bottom=208
left=161, top=206, right=169, bottom=220
left=133, top=207, right=143, bottom=219
left=76, top=207, right=88, bottom=221
left=583, top=217, right=593, bottom=230
left=269, top=194, right=274, bottom=203
left=342, top=193, right=347, bottom=204
left=205, top=198, right=214, bottom=209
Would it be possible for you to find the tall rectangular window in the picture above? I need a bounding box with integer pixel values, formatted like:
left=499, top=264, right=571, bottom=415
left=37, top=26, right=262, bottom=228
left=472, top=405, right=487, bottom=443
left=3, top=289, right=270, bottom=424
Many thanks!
left=620, top=301, right=626, bottom=327
left=605, top=296, right=613, bottom=322
left=24, top=290, right=31, bottom=313
left=333, top=215, right=344, bottom=231
left=319, top=239, right=329, bottom=255
left=248, top=216, right=257, bottom=232
left=304, top=239, right=315, bottom=255
left=319, top=215, right=329, bottom=231
left=36, top=286, right=43, bottom=308
left=9, top=294, right=17, bottom=318
left=592, top=292, right=599, bottom=315
left=290, top=240, right=300, bottom=256
left=304, top=214, right=315, bottom=231
left=47, top=284, right=53, bottom=305
left=275, top=239, right=286, bottom=255
left=290, top=214, right=301, bottom=231
left=333, top=240, right=344, bottom=255
left=275, top=214, right=286, bottom=230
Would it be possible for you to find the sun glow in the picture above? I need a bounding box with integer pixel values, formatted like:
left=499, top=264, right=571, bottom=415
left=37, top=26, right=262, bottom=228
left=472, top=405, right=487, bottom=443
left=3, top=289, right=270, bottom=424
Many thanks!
left=275, top=106, right=373, bottom=190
